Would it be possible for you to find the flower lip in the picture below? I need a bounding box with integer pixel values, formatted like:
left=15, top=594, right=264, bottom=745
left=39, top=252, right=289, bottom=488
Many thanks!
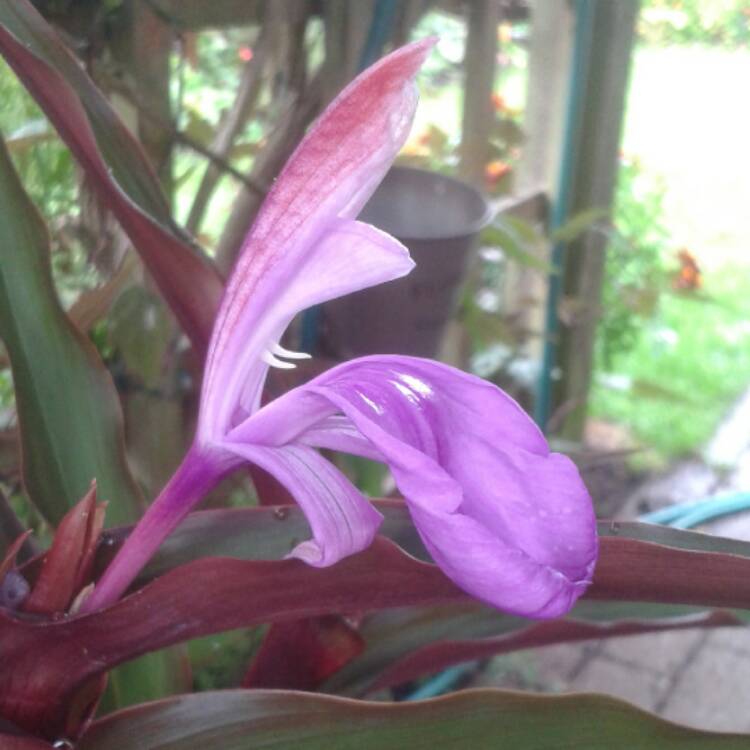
left=226, top=354, right=598, bottom=619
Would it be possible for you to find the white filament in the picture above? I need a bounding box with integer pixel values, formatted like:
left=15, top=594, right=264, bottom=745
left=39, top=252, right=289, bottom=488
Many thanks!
left=261, top=341, right=312, bottom=370
left=272, top=343, right=311, bottom=360
left=261, top=350, right=296, bottom=369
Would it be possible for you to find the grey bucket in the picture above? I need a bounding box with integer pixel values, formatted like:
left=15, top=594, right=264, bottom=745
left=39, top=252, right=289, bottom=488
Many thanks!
left=322, top=165, right=493, bottom=358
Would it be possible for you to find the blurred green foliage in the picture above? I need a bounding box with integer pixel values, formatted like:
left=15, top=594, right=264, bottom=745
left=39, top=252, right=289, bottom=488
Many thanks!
left=592, top=267, right=750, bottom=462
left=0, top=59, right=103, bottom=312
left=172, top=27, right=267, bottom=242
left=189, top=628, right=266, bottom=691
left=0, top=60, right=76, bottom=221
left=597, top=158, right=668, bottom=369
left=639, top=0, right=750, bottom=47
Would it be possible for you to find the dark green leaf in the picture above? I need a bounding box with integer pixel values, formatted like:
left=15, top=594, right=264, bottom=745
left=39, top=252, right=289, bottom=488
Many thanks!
left=102, top=647, right=192, bottom=713
left=78, top=689, right=750, bottom=749
left=96, top=507, right=750, bottom=590
left=323, top=603, right=525, bottom=695
left=0, top=488, right=30, bottom=560
left=0, top=137, right=142, bottom=525
left=597, top=519, right=750, bottom=558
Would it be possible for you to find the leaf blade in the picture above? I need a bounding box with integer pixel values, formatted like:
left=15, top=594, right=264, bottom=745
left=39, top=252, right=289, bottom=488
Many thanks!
left=0, top=138, right=142, bottom=526
left=77, top=689, right=750, bottom=749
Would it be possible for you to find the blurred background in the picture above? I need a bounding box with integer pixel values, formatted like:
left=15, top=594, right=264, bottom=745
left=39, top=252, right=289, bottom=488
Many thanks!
left=1, top=0, right=750, bottom=728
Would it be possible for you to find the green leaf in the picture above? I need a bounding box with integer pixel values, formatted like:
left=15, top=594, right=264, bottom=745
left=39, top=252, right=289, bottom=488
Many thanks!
left=482, top=220, right=554, bottom=273
left=101, top=647, right=192, bottom=714
left=96, top=506, right=750, bottom=588
left=0, top=137, right=142, bottom=526
left=597, top=519, right=750, bottom=558
left=551, top=206, right=608, bottom=242
left=78, top=689, right=750, bottom=749
left=0, top=487, right=29, bottom=559
left=97, top=502, right=428, bottom=583
left=359, top=607, right=742, bottom=695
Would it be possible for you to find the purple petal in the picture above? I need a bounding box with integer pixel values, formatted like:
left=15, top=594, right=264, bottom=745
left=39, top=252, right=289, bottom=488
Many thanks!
left=221, top=441, right=383, bottom=567
left=198, top=40, right=434, bottom=442
left=241, top=356, right=598, bottom=618
left=298, top=415, right=384, bottom=461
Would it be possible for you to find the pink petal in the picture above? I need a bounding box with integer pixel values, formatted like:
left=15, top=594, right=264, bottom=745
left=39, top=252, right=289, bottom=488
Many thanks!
left=199, top=40, right=434, bottom=441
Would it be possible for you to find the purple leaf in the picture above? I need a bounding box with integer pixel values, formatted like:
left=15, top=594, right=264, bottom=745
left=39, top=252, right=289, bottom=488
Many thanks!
left=242, top=617, right=365, bottom=690
left=23, top=483, right=104, bottom=615
left=367, top=608, right=743, bottom=693
left=5, top=525, right=750, bottom=737
left=0, top=539, right=461, bottom=738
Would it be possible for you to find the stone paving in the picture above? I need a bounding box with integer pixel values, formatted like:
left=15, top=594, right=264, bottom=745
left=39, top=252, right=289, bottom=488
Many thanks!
left=479, top=389, right=750, bottom=733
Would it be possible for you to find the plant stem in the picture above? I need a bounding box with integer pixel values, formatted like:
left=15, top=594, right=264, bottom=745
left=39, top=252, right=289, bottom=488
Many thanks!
left=81, top=444, right=229, bottom=613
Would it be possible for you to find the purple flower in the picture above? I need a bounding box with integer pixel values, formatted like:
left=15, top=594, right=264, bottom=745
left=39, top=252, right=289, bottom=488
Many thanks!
left=85, top=39, right=597, bottom=618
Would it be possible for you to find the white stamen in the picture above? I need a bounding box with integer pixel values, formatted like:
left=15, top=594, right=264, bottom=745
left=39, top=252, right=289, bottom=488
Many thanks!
left=262, top=350, right=296, bottom=369
left=272, top=343, right=312, bottom=360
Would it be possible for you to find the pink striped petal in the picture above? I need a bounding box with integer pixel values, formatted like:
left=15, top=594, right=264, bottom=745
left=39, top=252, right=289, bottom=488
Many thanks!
left=198, top=39, right=434, bottom=442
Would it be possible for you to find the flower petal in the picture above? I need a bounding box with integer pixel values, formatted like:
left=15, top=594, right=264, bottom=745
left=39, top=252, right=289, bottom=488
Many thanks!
left=199, top=39, right=433, bottom=441
left=221, top=441, right=383, bottom=567
left=298, top=415, right=383, bottom=461
left=239, top=356, right=598, bottom=618
left=204, top=219, right=413, bottom=437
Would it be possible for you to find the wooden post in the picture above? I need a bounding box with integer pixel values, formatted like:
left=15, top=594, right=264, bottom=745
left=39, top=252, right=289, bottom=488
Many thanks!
left=552, top=1, right=640, bottom=440
left=517, top=0, right=574, bottom=195
left=148, top=0, right=263, bottom=29
left=505, top=0, right=574, bottom=357
left=458, top=0, right=499, bottom=187
left=111, top=1, right=174, bottom=196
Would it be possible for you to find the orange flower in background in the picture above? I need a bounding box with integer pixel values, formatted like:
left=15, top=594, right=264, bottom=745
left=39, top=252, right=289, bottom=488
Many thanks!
left=491, top=92, right=507, bottom=113
left=673, top=248, right=702, bottom=291
left=400, top=130, right=431, bottom=157
left=485, top=159, right=512, bottom=188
